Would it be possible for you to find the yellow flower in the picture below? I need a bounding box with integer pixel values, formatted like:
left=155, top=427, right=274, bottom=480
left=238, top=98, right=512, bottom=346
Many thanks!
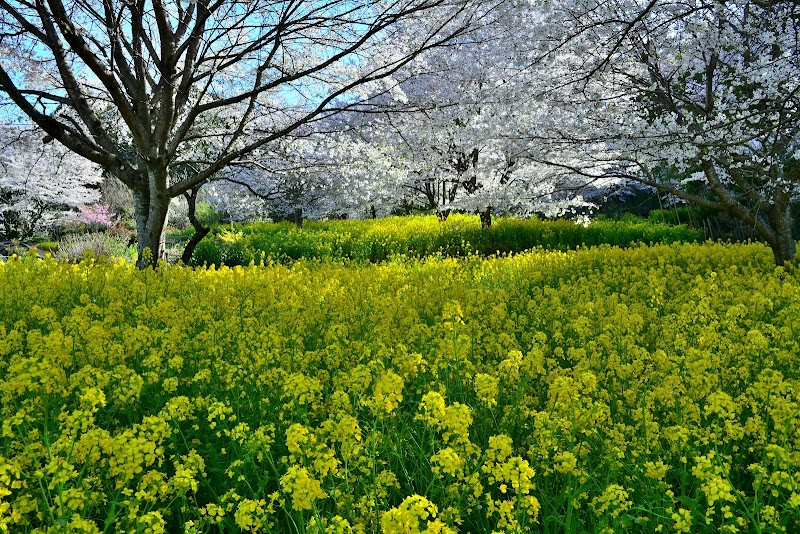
left=234, top=498, right=268, bottom=532
left=200, top=503, right=225, bottom=524
left=79, top=387, right=106, bottom=409
left=171, top=450, right=205, bottom=494
left=671, top=508, right=692, bottom=533
left=553, top=451, right=578, bottom=474
left=138, top=511, right=166, bottom=534
left=431, top=447, right=464, bottom=478
left=474, top=373, right=499, bottom=407
left=280, top=465, right=326, bottom=511
left=381, top=495, right=456, bottom=534
left=368, top=370, right=404, bottom=415
left=591, top=484, right=632, bottom=518
left=644, top=460, right=669, bottom=481
left=282, top=372, right=323, bottom=410
left=307, top=515, right=353, bottom=534
left=417, top=392, right=473, bottom=447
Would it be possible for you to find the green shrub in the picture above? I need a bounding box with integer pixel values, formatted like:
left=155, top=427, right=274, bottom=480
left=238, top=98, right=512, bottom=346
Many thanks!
left=189, top=214, right=705, bottom=267
left=57, top=233, right=134, bottom=262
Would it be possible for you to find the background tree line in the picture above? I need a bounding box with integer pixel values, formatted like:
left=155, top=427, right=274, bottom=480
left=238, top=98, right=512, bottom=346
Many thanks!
left=1, top=0, right=798, bottom=264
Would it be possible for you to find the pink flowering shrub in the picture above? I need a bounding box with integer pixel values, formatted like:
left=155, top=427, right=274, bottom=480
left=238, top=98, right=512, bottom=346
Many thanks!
left=80, top=203, right=120, bottom=231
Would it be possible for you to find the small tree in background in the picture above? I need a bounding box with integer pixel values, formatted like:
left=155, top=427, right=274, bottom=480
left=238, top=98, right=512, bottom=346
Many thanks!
left=0, top=124, right=103, bottom=240
left=80, top=203, right=120, bottom=233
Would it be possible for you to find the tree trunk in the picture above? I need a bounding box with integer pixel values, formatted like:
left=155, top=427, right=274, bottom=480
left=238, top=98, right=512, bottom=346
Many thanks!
left=480, top=207, right=492, bottom=230
left=771, top=235, right=796, bottom=267
left=136, top=200, right=169, bottom=269
left=767, top=206, right=796, bottom=266
left=133, top=188, right=149, bottom=265
left=180, top=187, right=211, bottom=265
left=133, top=177, right=170, bottom=269
left=293, top=208, right=303, bottom=229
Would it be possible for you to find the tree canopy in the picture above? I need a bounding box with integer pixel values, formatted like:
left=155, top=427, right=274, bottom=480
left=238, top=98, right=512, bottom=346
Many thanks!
left=531, top=0, right=800, bottom=264
left=2, top=0, right=799, bottom=264
left=0, top=0, right=491, bottom=266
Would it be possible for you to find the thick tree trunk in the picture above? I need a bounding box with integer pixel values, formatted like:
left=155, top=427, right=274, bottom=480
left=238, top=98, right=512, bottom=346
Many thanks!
left=771, top=235, right=796, bottom=267
left=133, top=174, right=171, bottom=269
left=133, top=188, right=149, bottom=264
left=699, top=162, right=796, bottom=266
left=135, top=200, right=169, bottom=269
left=766, top=206, right=796, bottom=266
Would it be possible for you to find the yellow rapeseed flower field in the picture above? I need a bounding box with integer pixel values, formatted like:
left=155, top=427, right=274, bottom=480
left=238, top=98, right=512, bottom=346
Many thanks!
left=0, top=240, right=798, bottom=532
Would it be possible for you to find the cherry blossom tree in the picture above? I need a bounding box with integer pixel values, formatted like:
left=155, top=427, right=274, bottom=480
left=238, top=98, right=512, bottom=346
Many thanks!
left=201, top=130, right=408, bottom=223
left=0, top=0, right=495, bottom=267
left=137, top=0, right=609, bottom=226
left=305, top=0, right=604, bottom=221
left=0, top=124, right=102, bottom=239
left=532, top=0, right=800, bottom=264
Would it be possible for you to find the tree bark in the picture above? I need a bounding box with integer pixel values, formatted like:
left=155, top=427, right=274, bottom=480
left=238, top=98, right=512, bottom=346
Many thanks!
left=136, top=200, right=169, bottom=269
left=766, top=205, right=796, bottom=266
left=132, top=187, right=149, bottom=265
left=180, top=187, right=210, bottom=265
left=480, top=207, right=492, bottom=229
left=771, top=233, right=796, bottom=267
left=134, top=170, right=170, bottom=269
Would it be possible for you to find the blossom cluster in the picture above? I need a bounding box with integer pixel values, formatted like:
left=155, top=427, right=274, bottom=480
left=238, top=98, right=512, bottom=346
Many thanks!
left=0, top=239, right=799, bottom=532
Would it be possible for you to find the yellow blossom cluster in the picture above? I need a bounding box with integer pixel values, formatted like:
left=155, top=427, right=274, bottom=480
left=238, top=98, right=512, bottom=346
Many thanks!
left=0, top=239, right=799, bottom=532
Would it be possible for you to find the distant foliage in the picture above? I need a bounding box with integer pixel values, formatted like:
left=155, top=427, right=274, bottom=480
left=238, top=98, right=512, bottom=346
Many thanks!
left=0, top=125, right=103, bottom=239
left=189, top=214, right=703, bottom=267
left=57, top=232, right=133, bottom=262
